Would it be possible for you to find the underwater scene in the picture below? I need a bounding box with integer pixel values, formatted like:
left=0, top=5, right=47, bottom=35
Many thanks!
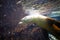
left=0, top=0, right=60, bottom=40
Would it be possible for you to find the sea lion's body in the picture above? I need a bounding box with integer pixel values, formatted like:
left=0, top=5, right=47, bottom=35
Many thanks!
left=20, top=14, right=60, bottom=40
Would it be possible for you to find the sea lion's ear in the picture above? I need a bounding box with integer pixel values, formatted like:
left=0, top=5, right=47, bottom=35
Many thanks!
left=53, top=23, right=60, bottom=31
left=52, top=19, right=60, bottom=31
left=47, top=18, right=60, bottom=30
left=50, top=17, right=60, bottom=31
